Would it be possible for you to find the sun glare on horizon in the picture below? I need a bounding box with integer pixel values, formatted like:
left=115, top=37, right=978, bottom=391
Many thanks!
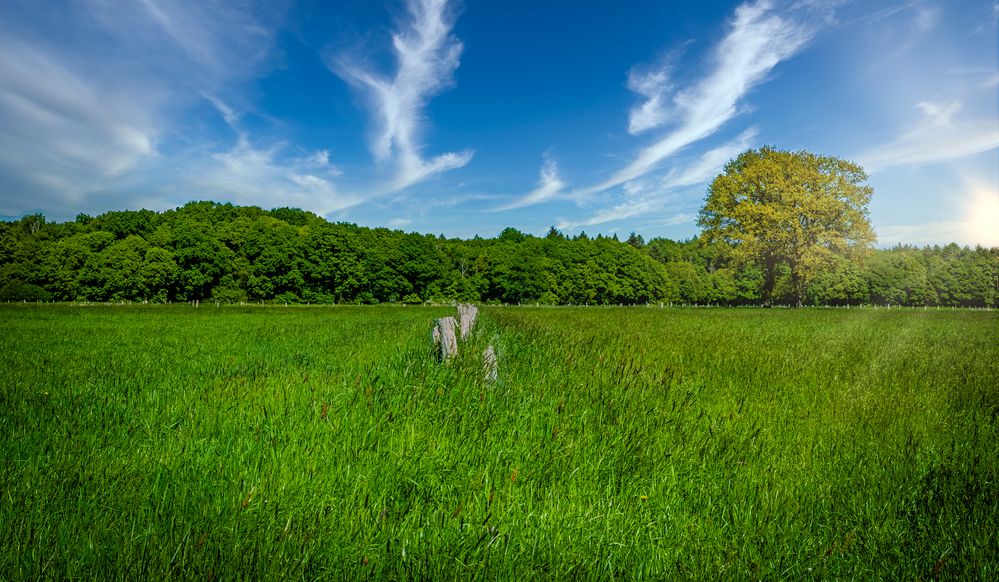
left=965, top=179, right=999, bottom=247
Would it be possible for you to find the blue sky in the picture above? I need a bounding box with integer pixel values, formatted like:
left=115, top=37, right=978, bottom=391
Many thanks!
left=0, top=0, right=996, bottom=246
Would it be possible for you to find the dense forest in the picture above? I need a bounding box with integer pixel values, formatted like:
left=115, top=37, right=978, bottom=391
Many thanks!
left=1, top=201, right=996, bottom=307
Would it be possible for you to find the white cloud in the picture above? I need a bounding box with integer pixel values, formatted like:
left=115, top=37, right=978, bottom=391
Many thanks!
left=0, top=43, right=158, bottom=207
left=306, top=149, right=334, bottom=169
left=856, top=1, right=945, bottom=73
left=584, top=0, right=812, bottom=195
left=850, top=1, right=940, bottom=35
left=649, top=212, right=699, bottom=229
left=496, top=157, right=565, bottom=211
left=558, top=174, right=678, bottom=230
left=558, top=198, right=667, bottom=231
left=84, top=0, right=285, bottom=87
left=394, top=151, right=474, bottom=193
left=204, top=94, right=239, bottom=129
left=331, top=0, right=473, bottom=193
left=627, top=66, right=673, bottom=135
left=561, top=130, right=756, bottom=231
left=558, top=198, right=695, bottom=231
left=426, top=192, right=503, bottom=208
left=0, top=0, right=358, bottom=219
left=859, top=99, right=999, bottom=171
left=661, top=128, right=756, bottom=188
left=143, top=94, right=351, bottom=216
left=915, top=100, right=960, bottom=125
left=0, top=1, right=287, bottom=214
left=912, top=5, right=940, bottom=34
left=388, top=217, right=413, bottom=229
left=190, top=136, right=360, bottom=215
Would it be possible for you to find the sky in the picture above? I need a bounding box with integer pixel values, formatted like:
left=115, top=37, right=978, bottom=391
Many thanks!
left=0, top=0, right=997, bottom=247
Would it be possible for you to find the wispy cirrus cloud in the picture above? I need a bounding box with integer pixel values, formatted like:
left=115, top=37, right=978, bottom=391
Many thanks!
left=556, top=193, right=682, bottom=231
left=627, top=62, right=674, bottom=135
left=495, top=156, right=565, bottom=211
left=858, top=99, right=999, bottom=171
left=176, top=96, right=354, bottom=215
left=85, top=0, right=286, bottom=87
left=660, top=128, right=757, bottom=189
left=0, top=0, right=290, bottom=215
left=857, top=1, right=941, bottom=72
left=559, top=130, right=756, bottom=230
left=426, top=192, right=502, bottom=208
left=330, top=0, right=472, bottom=193
left=185, top=134, right=358, bottom=215
left=584, top=0, right=813, bottom=196
left=0, top=0, right=357, bottom=219
left=556, top=188, right=696, bottom=231
left=0, top=42, right=158, bottom=211
left=387, top=217, right=413, bottom=229
left=558, top=0, right=808, bottom=230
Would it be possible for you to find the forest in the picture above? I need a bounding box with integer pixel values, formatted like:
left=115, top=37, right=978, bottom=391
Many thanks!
left=1, top=201, right=996, bottom=307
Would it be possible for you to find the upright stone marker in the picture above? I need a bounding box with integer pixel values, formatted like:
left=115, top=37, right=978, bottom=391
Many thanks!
left=432, top=316, right=459, bottom=361
left=457, top=304, right=478, bottom=338
left=483, top=345, right=498, bottom=383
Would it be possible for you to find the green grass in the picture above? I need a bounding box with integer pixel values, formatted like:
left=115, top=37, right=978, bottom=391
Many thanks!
left=1, top=304, right=997, bottom=579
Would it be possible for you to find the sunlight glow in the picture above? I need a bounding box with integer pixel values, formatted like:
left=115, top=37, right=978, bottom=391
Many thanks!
left=965, top=179, right=999, bottom=247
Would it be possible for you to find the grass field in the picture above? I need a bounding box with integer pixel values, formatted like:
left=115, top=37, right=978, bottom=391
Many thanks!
left=1, top=305, right=997, bottom=579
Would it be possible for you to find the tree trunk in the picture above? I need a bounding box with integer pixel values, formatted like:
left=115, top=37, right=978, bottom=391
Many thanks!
left=790, top=267, right=803, bottom=308
left=761, top=256, right=777, bottom=307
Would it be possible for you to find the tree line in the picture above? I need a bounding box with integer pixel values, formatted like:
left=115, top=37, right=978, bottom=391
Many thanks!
left=1, top=201, right=995, bottom=307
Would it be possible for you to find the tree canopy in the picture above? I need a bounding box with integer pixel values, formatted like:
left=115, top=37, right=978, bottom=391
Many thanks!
left=0, top=198, right=994, bottom=308
left=698, top=147, right=875, bottom=306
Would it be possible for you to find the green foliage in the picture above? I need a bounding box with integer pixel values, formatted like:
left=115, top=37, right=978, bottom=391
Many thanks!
left=18, top=213, right=46, bottom=236
left=625, top=231, right=644, bottom=248
left=93, top=209, right=158, bottom=239
left=1, top=305, right=996, bottom=578
left=0, top=280, right=51, bottom=301
left=268, top=206, right=319, bottom=227
left=0, top=202, right=995, bottom=306
left=806, top=260, right=869, bottom=305
left=867, top=248, right=934, bottom=305
left=699, top=147, right=876, bottom=306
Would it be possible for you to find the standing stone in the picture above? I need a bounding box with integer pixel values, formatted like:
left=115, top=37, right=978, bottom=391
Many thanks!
left=482, top=345, right=498, bottom=383
left=457, top=304, right=478, bottom=338
left=432, top=316, right=459, bottom=361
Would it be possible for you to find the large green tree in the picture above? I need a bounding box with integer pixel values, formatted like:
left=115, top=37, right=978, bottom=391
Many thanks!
left=698, top=147, right=875, bottom=306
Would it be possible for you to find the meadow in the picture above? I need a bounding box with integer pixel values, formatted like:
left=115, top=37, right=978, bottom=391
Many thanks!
left=1, top=304, right=996, bottom=579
